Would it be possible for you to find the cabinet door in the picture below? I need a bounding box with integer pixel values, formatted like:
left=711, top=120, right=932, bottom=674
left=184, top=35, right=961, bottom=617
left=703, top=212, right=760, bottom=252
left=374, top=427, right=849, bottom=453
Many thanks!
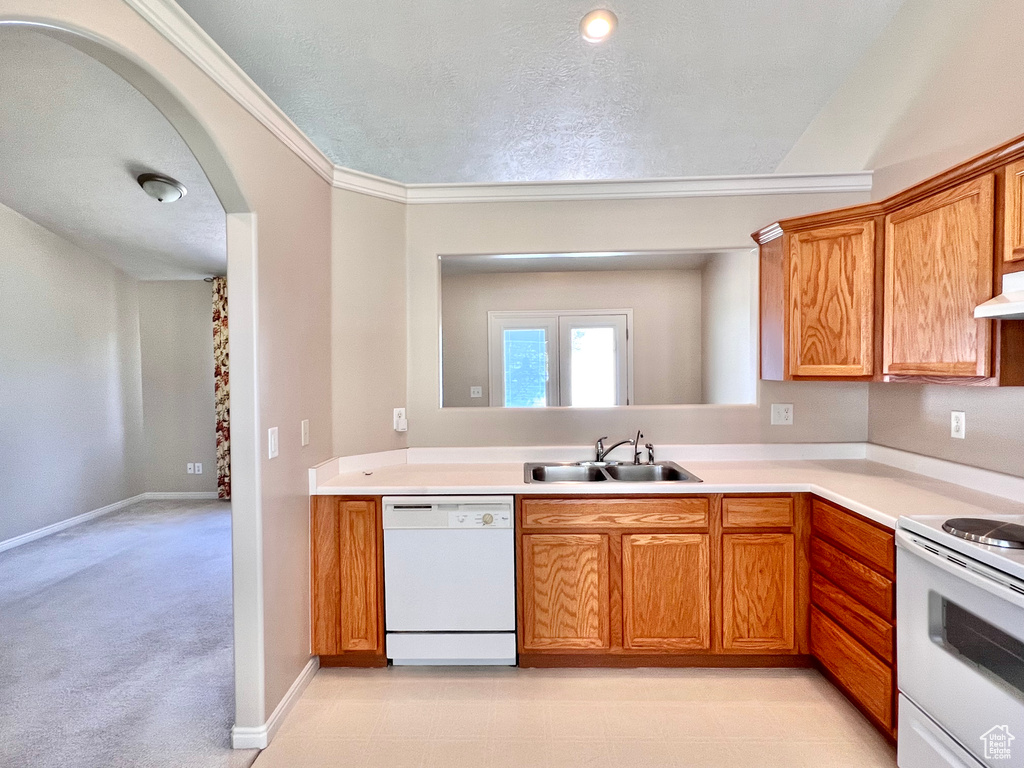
left=522, top=534, right=610, bottom=650
left=622, top=534, right=710, bottom=650
left=884, top=175, right=995, bottom=377
left=789, top=221, right=875, bottom=377
left=1005, top=159, right=1024, bottom=263
left=722, top=534, right=795, bottom=651
left=311, top=498, right=381, bottom=654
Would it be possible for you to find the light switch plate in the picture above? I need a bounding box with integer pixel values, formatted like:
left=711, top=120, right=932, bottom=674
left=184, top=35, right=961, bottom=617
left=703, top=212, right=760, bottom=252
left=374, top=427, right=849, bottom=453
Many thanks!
left=268, top=427, right=279, bottom=458
left=187, top=463, right=195, bottom=474
left=470, top=386, right=483, bottom=398
left=951, top=411, right=966, bottom=439
left=771, top=403, right=794, bottom=426
left=301, top=419, right=310, bottom=447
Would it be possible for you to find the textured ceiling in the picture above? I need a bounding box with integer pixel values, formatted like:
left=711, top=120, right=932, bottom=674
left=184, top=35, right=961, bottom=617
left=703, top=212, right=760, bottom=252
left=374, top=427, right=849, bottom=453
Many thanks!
left=0, top=30, right=225, bottom=280
left=176, top=0, right=905, bottom=183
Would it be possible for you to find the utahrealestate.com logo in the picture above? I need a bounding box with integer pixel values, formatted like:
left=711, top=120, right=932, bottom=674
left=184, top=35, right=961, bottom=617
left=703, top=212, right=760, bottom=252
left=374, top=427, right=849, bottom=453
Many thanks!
left=981, top=725, right=1015, bottom=761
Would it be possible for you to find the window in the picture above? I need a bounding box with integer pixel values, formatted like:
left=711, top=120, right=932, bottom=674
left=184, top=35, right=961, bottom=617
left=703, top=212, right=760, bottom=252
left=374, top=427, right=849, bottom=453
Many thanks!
left=488, top=311, right=631, bottom=407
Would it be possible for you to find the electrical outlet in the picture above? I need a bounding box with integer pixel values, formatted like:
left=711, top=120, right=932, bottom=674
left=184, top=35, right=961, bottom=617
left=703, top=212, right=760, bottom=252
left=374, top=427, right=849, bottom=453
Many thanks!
left=771, top=403, right=794, bottom=426
left=951, top=411, right=966, bottom=439
left=393, top=407, right=408, bottom=432
left=186, top=463, right=195, bottom=474
left=470, top=386, right=483, bottom=398
left=194, top=463, right=202, bottom=475
left=301, top=419, right=310, bottom=447
left=268, top=427, right=279, bottom=459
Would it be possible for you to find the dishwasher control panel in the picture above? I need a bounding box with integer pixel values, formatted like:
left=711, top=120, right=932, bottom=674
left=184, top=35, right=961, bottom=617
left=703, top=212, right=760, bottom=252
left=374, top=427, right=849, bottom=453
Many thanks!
left=383, top=496, right=514, bottom=529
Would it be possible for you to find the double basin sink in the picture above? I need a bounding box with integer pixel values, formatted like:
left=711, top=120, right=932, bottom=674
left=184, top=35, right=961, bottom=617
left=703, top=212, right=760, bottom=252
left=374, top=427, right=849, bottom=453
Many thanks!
left=524, top=461, right=702, bottom=484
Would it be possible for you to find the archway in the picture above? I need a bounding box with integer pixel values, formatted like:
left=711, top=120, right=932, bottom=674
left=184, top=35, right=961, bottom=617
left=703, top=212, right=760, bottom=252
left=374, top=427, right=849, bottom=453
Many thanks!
left=0, top=16, right=265, bottom=742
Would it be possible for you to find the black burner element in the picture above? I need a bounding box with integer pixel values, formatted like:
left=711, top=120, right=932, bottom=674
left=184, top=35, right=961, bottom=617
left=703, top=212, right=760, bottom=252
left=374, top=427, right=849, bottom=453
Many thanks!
left=942, top=518, right=1024, bottom=549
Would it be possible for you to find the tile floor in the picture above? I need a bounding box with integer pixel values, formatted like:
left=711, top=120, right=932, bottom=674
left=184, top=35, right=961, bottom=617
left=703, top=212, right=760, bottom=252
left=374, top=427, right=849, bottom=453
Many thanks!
left=253, top=667, right=896, bottom=767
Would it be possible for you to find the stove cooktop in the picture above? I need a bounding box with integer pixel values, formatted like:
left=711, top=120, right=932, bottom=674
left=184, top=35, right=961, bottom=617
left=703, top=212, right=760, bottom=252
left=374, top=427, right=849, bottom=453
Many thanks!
left=898, top=512, right=1024, bottom=583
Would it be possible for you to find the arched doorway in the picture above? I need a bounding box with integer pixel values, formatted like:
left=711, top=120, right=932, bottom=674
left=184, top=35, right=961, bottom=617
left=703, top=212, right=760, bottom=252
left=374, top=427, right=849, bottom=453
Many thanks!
left=0, top=15, right=265, bottom=750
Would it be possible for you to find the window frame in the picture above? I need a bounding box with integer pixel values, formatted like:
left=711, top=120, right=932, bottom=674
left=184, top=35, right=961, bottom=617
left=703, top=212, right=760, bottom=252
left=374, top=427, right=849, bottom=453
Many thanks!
left=487, top=309, right=634, bottom=408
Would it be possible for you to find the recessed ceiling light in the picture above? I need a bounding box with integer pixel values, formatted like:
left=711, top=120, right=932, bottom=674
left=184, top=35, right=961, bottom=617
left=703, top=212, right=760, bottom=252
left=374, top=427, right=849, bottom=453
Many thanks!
left=580, top=9, right=618, bottom=43
left=137, top=173, right=187, bottom=203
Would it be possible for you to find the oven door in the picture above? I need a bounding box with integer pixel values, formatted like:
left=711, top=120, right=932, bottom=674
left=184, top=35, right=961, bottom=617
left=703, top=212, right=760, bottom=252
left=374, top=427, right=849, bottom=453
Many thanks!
left=897, top=529, right=1024, bottom=767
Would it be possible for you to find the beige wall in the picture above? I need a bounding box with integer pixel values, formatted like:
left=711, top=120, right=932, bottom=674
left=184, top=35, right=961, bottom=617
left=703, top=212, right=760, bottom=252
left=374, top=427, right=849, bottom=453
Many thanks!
left=441, top=269, right=704, bottom=407
left=139, top=281, right=217, bottom=494
left=701, top=251, right=758, bottom=405
left=862, top=0, right=1024, bottom=478
left=407, top=193, right=871, bottom=446
left=331, top=188, right=407, bottom=455
left=0, top=0, right=336, bottom=727
left=0, top=202, right=145, bottom=543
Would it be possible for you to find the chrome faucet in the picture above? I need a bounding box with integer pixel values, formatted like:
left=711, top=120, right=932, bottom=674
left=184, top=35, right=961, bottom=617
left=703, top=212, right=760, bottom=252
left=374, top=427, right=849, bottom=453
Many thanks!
left=594, top=435, right=635, bottom=463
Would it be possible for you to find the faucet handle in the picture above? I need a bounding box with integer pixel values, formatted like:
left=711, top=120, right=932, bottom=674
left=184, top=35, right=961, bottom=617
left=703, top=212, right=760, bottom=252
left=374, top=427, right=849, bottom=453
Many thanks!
left=645, top=443, right=655, bottom=464
left=595, top=436, right=608, bottom=461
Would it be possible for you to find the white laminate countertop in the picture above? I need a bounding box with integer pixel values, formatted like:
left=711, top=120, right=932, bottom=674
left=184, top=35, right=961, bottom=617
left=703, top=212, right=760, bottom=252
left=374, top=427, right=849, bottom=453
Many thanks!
left=312, top=457, right=1024, bottom=530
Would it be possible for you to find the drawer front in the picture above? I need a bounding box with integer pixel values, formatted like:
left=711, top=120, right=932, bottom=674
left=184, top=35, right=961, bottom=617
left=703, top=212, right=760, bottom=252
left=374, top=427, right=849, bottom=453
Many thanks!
left=811, top=572, right=893, bottom=663
left=812, top=499, right=894, bottom=575
left=522, top=498, right=709, bottom=529
left=811, top=537, right=893, bottom=620
left=722, top=497, right=795, bottom=528
left=811, top=607, right=893, bottom=729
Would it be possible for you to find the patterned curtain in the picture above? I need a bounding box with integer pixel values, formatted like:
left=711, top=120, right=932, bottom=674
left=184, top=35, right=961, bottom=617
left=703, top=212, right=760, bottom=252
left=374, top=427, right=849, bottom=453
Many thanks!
left=212, top=276, right=231, bottom=500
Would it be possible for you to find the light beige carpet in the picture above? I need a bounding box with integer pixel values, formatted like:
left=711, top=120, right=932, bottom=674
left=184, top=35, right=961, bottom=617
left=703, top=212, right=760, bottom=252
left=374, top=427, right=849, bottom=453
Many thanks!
left=0, top=500, right=257, bottom=768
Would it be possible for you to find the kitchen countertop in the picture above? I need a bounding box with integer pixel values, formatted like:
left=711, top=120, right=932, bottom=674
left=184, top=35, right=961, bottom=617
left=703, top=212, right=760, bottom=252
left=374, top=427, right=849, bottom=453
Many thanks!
left=312, top=457, right=1024, bottom=530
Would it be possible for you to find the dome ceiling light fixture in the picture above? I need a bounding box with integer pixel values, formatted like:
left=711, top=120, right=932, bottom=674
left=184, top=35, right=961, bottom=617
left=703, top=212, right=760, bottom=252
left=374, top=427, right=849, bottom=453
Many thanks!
left=137, top=172, right=187, bottom=203
left=580, top=9, right=618, bottom=43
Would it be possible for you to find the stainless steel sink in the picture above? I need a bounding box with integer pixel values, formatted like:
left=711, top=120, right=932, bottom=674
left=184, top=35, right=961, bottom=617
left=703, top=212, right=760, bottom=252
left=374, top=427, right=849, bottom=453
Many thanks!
left=526, top=464, right=608, bottom=483
left=604, top=463, right=698, bottom=482
left=524, top=461, right=701, bottom=484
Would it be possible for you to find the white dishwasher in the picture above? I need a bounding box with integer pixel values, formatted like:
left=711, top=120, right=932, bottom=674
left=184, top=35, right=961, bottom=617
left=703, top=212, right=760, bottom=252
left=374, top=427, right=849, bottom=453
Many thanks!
left=382, top=496, right=516, bottom=665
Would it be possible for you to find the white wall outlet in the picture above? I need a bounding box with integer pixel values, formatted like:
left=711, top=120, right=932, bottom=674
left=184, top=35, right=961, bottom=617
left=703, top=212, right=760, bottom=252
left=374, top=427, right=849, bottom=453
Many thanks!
left=268, top=426, right=279, bottom=459
left=951, top=411, right=966, bottom=439
left=301, top=419, right=310, bottom=447
left=771, top=403, right=794, bottom=426
left=393, top=407, right=408, bottom=433
left=187, top=463, right=195, bottom=474
left=470, top=386, right=483, bottom=398
left=195, top=463, right=202, bottom=475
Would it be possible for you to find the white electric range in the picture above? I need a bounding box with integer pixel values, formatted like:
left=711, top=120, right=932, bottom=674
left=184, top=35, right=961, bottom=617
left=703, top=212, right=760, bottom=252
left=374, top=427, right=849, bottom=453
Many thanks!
left=897, top=513, right=1024, bottom=768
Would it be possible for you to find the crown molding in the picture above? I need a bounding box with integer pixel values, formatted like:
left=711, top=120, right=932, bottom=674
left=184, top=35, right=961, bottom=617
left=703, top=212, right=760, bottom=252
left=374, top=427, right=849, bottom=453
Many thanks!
left=123, top=0, right=335, bottom=184
left=126, top=0, right=873, bottom=204
left=400, top=172, right=872, bottom=204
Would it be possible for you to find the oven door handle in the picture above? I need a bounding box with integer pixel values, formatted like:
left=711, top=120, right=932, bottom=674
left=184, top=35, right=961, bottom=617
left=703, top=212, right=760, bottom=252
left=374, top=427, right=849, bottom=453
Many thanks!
left=896, top=528, right=1024, bottom=609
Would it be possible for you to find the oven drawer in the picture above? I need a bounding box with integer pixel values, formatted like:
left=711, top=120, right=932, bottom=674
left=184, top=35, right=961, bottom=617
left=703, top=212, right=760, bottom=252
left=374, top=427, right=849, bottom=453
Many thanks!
left=811, top=537, right=893, bottom=619
left=811, top=607, right=893, bottom=729
left=898, top=696, right=985, bottom=768
left=812, top=499, right=894, bottom=575
left=811, top=572, right=893, bottom=663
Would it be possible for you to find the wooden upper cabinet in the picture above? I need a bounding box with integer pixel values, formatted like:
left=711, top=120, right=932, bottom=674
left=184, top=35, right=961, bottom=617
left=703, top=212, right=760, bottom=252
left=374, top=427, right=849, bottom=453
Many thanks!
left=789, top=221, right=876, bottom=377
left=757, top=215, right=878, bottom=381
left=521, top=533, right=610, bottom=650
left=1005, top=159, right=1024, bottom=263
left=622, top=534, right=710, bottom=650
left=722, top=533, right=796, bottom=651
left=311, top=497, right=383, bottom=657
left=883, top=175, right=995, bottom=378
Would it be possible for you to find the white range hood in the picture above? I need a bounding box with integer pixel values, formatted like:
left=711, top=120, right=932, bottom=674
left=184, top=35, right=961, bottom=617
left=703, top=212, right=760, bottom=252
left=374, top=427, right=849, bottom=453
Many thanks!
left=975, top=270, right=1024, bottom=320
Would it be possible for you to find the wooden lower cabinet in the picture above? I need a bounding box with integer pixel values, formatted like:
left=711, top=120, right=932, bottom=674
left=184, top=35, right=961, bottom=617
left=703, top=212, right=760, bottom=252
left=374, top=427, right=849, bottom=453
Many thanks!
left=517, top=495, right=805, bottom=664
left=310, top=496, right=385, bottom=665
left=722, top=534, right=795, bottom=651
left=521, top=533, right=610, bottom=650
left=622, top=534, right=710, bottom=650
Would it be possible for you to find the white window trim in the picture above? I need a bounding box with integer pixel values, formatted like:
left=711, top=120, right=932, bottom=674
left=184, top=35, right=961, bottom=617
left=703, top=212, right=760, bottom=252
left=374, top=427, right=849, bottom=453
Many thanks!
left=487, top=309, right=634, bottom=408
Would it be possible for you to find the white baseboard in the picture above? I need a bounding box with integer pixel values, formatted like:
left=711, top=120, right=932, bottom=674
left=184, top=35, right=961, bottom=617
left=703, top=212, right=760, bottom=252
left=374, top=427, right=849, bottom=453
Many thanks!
left=0, top=490, right=223, bottom=554
left=232, top=656, right=319, bottom=750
